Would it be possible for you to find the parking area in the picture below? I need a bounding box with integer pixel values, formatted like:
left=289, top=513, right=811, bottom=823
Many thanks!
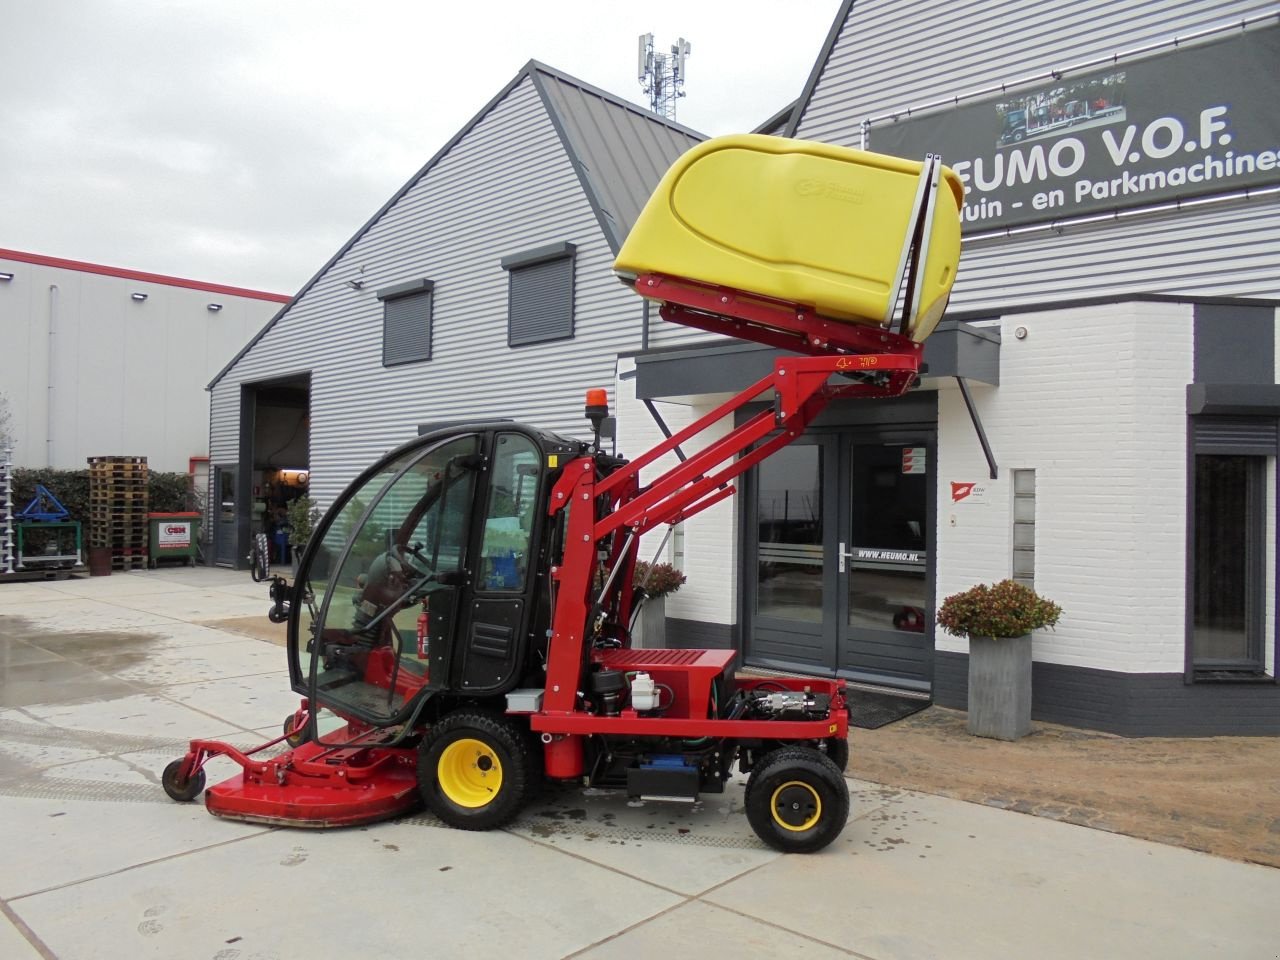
left=1, top=568, right=1277, bottom=959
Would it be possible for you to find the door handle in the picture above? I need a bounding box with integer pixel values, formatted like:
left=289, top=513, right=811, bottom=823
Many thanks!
left=838, top=541, right=855, bottom=573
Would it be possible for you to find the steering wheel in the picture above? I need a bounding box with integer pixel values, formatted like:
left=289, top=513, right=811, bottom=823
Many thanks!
left=385, top=529, right=432, bottom=578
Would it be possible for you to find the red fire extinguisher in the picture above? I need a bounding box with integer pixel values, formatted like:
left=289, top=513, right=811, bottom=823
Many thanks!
left=416, top=605, right=430, bottom=660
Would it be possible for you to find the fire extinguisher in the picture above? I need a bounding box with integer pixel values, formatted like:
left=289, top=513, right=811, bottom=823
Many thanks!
left=416, top=605, right=430, bottom=660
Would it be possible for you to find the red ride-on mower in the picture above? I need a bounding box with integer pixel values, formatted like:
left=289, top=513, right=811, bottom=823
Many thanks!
left=163, top=138, right=964, bottom=851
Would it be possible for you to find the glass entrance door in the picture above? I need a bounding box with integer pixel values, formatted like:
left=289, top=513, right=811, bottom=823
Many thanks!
left=837, top=440, right=933, bottom=687
left=744, top=432, right=935, bottom=689
left=744, top=437, right=836, bottom=672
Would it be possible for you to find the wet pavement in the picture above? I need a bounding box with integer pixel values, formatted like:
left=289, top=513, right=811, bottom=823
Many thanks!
left=1, top=568, right=1277, bottom=959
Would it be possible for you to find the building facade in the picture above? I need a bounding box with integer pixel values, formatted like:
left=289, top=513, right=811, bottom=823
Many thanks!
left=0, top=248, right=287, bottom=473
left=205, top=62, right=701, bottom=569
left=631, top=0, right=1279, bottom=734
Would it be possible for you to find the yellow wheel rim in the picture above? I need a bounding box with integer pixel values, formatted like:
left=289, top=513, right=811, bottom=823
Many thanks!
left=437, top=738, right=503, bottom=808
left=770, top=780, right=822, bottom=832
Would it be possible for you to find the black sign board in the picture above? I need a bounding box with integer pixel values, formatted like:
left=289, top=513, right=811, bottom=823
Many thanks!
left=869, top=27, right=1280, bottom=232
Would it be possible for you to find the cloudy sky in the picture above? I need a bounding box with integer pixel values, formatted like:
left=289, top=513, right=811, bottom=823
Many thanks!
left=1, top=0, right=841, bottom=295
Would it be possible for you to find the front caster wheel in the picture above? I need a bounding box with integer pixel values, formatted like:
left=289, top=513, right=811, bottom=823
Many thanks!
left=283, top=712, right=308, bottom=748
left=418, top=711, right=534, bottom=831
left=744, top=747, right=849, bottom=853
left=162, top=758, right=207, bottom=802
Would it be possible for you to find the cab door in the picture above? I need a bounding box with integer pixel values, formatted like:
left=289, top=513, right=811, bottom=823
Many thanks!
left=289, top=434, right=480, bottom=725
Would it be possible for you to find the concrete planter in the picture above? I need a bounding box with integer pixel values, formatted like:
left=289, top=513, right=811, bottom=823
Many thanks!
left=967, top=633, right=1032, bottom=740
left=633, top=595, right=667, bottom=649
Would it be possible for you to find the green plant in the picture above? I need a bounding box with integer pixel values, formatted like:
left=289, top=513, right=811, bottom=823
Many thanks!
left=633, top=560, right=686, bottom=599
left=286, top=496, right=321, bottom=549
left=937, top=579, right=1061, bottom=639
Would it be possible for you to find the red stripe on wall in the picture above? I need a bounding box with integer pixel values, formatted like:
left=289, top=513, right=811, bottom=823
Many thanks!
left=0, top=248, right=292, bottom=303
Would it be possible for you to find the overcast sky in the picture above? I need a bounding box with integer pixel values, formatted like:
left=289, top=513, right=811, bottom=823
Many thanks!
left=1, top=0, right=841, bottom=295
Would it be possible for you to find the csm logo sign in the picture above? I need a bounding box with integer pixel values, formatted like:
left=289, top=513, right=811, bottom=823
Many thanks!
left=950, top=481, right=989, bottom=504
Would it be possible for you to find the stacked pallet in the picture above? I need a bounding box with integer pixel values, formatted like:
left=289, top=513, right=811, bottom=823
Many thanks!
left=88, top=456, right=149, bottom=571
left=0, top=448, right=12, bottom=574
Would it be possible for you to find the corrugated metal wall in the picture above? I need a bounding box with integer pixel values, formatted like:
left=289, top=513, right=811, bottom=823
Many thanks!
left=791, top=0, right=1280, bottom=311
left=210, top=77, right=643, bottom=509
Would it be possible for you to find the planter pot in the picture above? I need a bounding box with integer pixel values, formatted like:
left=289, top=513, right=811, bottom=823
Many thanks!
left=967, top=633, right=1032, bottom=740
left=633, top=595, right=667, bottom=649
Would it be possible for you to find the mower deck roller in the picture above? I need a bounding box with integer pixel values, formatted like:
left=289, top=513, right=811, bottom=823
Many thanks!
left=164, top=135, right=964, bottom=852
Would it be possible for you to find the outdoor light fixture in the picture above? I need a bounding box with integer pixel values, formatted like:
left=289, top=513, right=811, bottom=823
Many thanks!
left=131, top=292, right=148, bottom=302
left=207, top=303, right=223, bottom=312
left=0, top=271, right=13, bottom=282
left=344, top=278, right=365, bottom=290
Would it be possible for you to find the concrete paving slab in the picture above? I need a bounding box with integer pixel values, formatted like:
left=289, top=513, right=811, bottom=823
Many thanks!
left=9, top=819, right=683, bottom=960
left=41, top=577, right=191, bottom=599
left=505, top=778, right=781, bottom=895
left=0, top=795, right=269, bottom=900
left=0, top=637, right=67, bottom=666
left=19, top=691, right=242, bottom=739
left=104, top=591, right=269, bottom=621
left=0, top=660, right=138, bottom=708
left=575, top=899, right=853, bottom=958
left=0, top=598, right=178, bottom=631
left=0, top=582, right=70, bottom=604
left=705, top=784, right=1280, bottom=960
left=79, top=637, right=285, bottom=687
left=0, top=911, right=44, bottom=960
left=25, top=621, right=251, bottom=658
left=157, top=673, right=304, bottom=731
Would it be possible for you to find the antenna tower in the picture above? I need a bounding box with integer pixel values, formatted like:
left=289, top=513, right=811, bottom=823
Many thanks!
left=637, top=33, right=691, bottom=120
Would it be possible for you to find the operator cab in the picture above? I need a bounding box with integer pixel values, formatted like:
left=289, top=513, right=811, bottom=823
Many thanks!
left=286, top=423, right=579, bottom=730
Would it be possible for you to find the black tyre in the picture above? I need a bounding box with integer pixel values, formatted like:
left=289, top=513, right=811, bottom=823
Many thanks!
left=418, top=711, right=535, bottom=831
left=744, top=747, right=849, bottom=853
left=162, top=758, right=207, bottom=802
left=283, top=712, right=308, bottom=748
left=823, top=736, right=850, bottom=773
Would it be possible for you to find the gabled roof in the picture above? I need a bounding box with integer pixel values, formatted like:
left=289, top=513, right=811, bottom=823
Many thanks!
left=210, top=61, right=704, bottom=389
left=785, top=0, right=856, bottom=138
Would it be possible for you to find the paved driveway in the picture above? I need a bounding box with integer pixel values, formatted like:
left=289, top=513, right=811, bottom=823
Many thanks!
left=1, top=568, right=1276, bottom=959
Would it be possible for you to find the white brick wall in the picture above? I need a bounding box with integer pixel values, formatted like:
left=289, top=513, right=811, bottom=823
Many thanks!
left=935, top=302, right=1194, bottom=673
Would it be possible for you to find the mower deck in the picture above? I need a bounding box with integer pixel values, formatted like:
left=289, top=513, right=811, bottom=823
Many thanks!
left=198, top=736, right=421, bottom=828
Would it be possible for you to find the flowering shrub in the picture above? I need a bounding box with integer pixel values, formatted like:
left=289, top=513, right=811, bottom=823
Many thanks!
left=633, top=561, right=687, bottom=599
left=936, top=579, right=1061, bottom=639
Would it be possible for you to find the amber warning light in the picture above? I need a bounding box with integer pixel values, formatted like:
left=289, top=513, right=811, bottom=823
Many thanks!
left=584, top=388, right=609, bottom=446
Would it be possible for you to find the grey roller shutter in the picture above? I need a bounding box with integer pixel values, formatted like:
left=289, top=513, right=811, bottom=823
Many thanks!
left=1193, top=417, right=1279, bottom=455
left=504, top=244, right=575, bottom=347
left=380, top=285, right=433, bottom=367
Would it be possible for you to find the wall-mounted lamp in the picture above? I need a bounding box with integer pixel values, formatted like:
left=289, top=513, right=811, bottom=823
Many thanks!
left=1014, top=326, right=1028, bottom=340
left=0, top=271, right=14, bottom=282
left=131, top=292, right=149, bottom=302
left=344, top=279, right=365, bottom=290
left=207, top=303, right=223, bottom=312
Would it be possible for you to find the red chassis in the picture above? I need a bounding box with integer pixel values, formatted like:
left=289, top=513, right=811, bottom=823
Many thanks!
left=167, top=272, right=923, bottom=831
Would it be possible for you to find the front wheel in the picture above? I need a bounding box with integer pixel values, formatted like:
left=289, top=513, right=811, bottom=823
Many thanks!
left=418, top=712, right=534, bottom=831
left=744, top=747, right=849, bottom=853
left=162, top=758, right=207, bottom=802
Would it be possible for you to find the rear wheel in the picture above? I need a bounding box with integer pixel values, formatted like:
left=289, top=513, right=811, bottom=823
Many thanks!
left=162, top=758, right=207, bottom=802
left=419, top=711, right=534, bottom=830
left=744, top=747, right=849, bottom=853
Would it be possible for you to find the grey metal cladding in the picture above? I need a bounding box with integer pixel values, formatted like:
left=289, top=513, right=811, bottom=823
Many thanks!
left=791, top=0, right=1280, bottom=309
left=208, top=73, right=649, bottom=508
left=532, top=63, right=704, bottom=252
left=382, top=289, right=432, bottom=366
left=508, top=256, right=574, bottom=347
